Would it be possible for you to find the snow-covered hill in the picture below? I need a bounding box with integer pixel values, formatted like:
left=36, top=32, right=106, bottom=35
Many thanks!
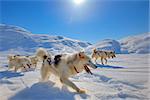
left=31, top=34, right=91, bottom=54
left=120, top=33, right=150, bottom=54
left=0, top=24, right=38, bottom=51
left=0, top=24, right=90, bottom=54
left=86, top=33, right=149, bottom=54
left=0, top=24, right=149, bottom=54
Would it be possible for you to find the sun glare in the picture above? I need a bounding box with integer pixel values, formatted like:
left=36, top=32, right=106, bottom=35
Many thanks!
left=73, top=0, right=85, bottom=5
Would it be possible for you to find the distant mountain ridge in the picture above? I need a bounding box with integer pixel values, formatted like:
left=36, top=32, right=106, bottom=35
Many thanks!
left=0, top=24, right=149, bottom=54
left=119, top=33, right=150, bottom=54
left=0, top=24, right=90, bottom=54
left=88, top=33, right=150, bottom=54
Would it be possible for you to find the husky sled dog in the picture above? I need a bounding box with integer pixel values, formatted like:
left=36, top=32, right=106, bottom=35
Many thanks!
left=8, top=55, right=32, bottom=72
left=41, top=51, right=97, bottom=93
left=92, top=48, right=116, bottom=65
left=26, top=55, right=39, bottom=68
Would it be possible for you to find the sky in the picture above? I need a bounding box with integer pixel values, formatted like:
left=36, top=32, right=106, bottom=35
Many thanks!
left=0, top=0, right=149, bottom=43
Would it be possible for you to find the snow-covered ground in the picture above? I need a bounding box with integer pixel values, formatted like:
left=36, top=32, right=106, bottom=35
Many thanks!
left=0, top=53, right=149, bottom=100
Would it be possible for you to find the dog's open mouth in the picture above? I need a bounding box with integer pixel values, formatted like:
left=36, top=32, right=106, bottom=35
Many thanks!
left=84, top=65, right=93, bottom=75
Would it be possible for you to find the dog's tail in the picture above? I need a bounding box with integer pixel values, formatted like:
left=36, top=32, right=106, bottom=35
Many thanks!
left=36, top=48, right=52, bottom=61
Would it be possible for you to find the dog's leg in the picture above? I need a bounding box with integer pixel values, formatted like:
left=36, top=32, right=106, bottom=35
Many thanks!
left=41, top=65, right=50, bottom=81
left=14, top=67, right=19, bottom=72
left=104, top=58, right=107, bottom=64
left=95, top=58, right=98, bottom=64
left=20, top=65, right=26, bottom=72
left=8, top=63, right=14, bottom=70
left=60, top=77, right=85, bottom=93
left=101, top=57, right=104, bottom=65
left=34, top=64, right=37, bottom=70
left=35, top=63, right=37, bottom=68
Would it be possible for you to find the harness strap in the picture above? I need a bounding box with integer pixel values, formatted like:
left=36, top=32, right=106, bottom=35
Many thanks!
left=74, top=66, right=79, bottom=73
left=84, top=65, right=93, bottom=75
left=47, top=58, right=51, bottom=65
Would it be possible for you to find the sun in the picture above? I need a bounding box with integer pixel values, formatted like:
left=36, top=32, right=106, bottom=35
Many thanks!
left=73, top=0, right=85, bottom=5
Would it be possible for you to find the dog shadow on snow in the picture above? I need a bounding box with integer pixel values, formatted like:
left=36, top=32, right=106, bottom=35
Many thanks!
left=0, top=70, right=24, bottom=85
left=0, top=70, right=24, bottom=79
left=95, top=64, right=124, bottom=69
left=9, top=81, right=89, bottom=100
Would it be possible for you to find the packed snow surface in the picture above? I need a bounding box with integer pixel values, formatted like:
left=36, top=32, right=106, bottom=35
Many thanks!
left=0, top=52, right=149, bottom=100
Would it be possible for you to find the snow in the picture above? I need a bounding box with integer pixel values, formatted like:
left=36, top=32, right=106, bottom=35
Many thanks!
left=0, top=25, right=37, bottom=51
left=0, top=51, right=149, bottom=100
left=86, top=33, right=150, bottom=54
left=0, top=24, right=149, bottom=54
left=120, top=33, right=150, bottom=54
left=0, top=24, right=149, bottom=99
left=0, top=24, right=90, bottom=53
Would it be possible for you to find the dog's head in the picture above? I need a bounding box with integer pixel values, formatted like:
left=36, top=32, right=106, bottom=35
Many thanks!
left=7, top=54, right=20, bottom=61
left=92, top=48, right=97, bottom=58
left=7, top=55, right=15, bottom=61
left=77, top=52, right=97, bottom=69
left=109, top=51, right=116, bottom=58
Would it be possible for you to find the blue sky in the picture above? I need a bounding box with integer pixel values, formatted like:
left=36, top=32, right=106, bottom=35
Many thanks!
left=1, top=0, right=149, bottom=43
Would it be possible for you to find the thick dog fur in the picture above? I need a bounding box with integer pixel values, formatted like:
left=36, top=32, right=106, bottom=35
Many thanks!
left=41, top=52, right=97, bottom=93
left=36, top=48, right=51, bottom=61
left=92, top=48, right=116, bottom=65
left=8, top=55, right=32, bottom=72
left=26, top=56, right=39, bottom=68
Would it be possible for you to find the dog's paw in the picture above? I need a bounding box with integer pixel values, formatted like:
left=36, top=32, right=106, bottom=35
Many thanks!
left=77, top=89, right=86, bottom=94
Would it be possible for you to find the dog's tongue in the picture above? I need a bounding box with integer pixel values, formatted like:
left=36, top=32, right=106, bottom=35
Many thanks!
left=84, top=65, right=93, bottom=75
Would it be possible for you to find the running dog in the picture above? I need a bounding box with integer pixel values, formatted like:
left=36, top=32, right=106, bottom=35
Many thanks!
left=41, top=51, right=97, bottom=93
left=8, top=55, right=32, bottom=72
left=92, top=48, right=116, bottom=65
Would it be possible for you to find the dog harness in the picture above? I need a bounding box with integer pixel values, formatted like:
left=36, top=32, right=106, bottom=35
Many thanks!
left=73, top=66, right=79, bottom=73
left=73, top=65, right=93, bottom=75
left=47, top=58, right=51, bottom=65
left=84, top=65, right=93, bottom=75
